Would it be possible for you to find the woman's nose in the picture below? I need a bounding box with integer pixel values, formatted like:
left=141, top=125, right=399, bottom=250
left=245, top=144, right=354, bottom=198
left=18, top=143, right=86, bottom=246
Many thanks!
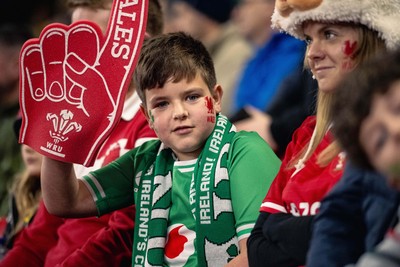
left=307, top=40, right=324, bottom=62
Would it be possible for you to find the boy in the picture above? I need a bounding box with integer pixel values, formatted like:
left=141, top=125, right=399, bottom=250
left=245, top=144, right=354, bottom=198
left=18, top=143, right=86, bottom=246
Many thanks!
left=330, top=49, right=400, bottom=266
left=40, top=32, right=280, bottom=266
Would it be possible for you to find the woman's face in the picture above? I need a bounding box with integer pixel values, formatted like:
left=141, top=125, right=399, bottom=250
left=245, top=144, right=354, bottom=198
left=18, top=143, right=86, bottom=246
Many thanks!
left=303, top=22, right=360, bottom=93
left=21, top=144, right=43, bottom=177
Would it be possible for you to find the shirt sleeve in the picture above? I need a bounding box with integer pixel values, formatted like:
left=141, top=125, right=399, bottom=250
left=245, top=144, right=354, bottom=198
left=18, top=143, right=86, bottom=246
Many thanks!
left=228, top=131, right=281, bottom=240
left=82, top=140, right=159, bottom=216
left=307, top=163, right=400, bottom=267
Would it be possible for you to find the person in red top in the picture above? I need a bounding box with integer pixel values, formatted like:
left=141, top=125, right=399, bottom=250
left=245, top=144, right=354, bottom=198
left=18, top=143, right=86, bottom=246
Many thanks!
left=0, top=0, right=163, bottom=266
left=247, top=0, right=400, bottom=266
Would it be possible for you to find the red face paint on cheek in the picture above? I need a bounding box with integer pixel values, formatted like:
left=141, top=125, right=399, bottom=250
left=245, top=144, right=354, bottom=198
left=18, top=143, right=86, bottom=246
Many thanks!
left=204, top=96, right=215, bottom=123
left=341, top=40, right=358, bottom=70
left=205, top=96, right=214, bottom=113
left=342, top=60, right=355, bottom=71
left=343, top=40, right=357, bottom=57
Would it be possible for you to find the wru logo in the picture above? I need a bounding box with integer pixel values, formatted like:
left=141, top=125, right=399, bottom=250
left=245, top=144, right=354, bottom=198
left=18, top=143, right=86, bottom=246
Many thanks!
left=47, top=109, right=82, bottom=143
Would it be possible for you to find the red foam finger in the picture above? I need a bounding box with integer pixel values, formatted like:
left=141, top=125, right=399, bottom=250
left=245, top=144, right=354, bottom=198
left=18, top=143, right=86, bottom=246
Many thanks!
left=40, top=25, right=67, bottom=101
left=68, top=22, right=104, bottom=67
left=20, top=43, right=45, bottom=102
left=99, top=0, right=148, bottom=102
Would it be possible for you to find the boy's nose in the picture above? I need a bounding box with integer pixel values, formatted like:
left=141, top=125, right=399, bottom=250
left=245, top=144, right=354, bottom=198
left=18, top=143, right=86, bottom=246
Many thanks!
left=173, top=104, right=188, bottom=120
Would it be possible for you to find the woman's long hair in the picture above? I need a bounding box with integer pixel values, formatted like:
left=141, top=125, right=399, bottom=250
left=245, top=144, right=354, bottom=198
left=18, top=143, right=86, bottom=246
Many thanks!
left=11, top=169, right=41, bottom=236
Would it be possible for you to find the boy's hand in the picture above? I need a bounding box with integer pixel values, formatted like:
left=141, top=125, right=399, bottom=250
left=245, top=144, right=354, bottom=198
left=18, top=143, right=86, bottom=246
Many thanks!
left=18, top=0, right=148, bottom=166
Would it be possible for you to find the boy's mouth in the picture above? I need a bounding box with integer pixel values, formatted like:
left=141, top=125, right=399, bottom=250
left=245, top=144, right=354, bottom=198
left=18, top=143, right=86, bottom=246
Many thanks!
left=173, top=125, right=193, bottom=134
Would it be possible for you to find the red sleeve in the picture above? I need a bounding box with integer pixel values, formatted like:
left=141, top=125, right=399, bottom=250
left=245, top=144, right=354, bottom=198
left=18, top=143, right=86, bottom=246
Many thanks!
left=57, top=206, right=134, bottom=267
left=260, top=116, right=316, bottom=213
left=0, top=201, right=63, bottom=267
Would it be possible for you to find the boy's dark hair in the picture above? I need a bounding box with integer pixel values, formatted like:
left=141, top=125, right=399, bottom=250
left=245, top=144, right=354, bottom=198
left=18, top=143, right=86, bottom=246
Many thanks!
left=134, top=31, right=217, bottom=106
left=331, top=49, right=400, bottom=169
left=66, top=0, right=164, bottom=36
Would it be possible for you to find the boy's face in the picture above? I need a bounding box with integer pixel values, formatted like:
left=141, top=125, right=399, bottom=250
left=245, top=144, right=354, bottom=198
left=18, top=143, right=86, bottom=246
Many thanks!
left=360, top=80, right=400, bottom=189
left=142, top=73, right=223, bottom=161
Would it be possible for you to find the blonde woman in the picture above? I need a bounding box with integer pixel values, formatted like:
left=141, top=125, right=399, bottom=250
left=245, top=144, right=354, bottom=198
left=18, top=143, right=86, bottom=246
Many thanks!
left=0, top=143, right=42, bottom=258
left=247, top=0, right=400, bottom=266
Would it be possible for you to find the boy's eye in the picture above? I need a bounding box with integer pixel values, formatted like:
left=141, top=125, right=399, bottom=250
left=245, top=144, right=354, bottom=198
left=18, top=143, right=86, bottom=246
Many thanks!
left=186, top=94, right=200, bottom=102
left=154, top=101, right=168, bottom=109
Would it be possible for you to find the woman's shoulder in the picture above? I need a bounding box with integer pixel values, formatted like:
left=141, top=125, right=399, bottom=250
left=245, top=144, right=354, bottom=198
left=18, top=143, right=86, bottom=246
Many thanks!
left=283, top=116, right=316, bottom=155
left=293, top=116, right=316, bottom=141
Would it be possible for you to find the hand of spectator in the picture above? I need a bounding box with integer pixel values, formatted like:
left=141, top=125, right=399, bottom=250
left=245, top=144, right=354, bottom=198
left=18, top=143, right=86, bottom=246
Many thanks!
left=18, top=0, right=148, bottom=166
left=234, top=105, right=278, bottom=151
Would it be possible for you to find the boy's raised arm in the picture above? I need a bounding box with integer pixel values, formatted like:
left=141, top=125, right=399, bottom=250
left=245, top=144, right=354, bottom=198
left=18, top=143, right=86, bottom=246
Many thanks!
left=17, top=0, right=149, bottom=217
left=41, top=157, right=97, bottom=217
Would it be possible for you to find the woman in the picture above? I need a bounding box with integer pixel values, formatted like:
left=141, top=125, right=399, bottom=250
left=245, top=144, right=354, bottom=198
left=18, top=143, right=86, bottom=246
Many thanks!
left=247, top=0, right=400, bottom=266
left=0, top=143, right=42, bottom=258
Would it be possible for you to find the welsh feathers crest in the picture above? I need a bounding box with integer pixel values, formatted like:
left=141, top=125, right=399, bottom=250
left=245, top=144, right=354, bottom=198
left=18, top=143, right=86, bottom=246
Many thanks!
left=47, top=109, right=82, bottom=143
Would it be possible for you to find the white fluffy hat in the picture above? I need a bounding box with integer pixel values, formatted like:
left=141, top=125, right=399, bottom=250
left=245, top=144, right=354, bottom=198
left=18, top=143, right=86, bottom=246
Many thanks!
left=272, top=0, right=400, bottom=50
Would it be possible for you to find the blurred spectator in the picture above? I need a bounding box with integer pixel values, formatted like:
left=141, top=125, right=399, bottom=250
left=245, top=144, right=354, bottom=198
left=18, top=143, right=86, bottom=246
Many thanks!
left=0, top=25, right=33, bottom=217
left=230, top=0, right=316, bottom=157
left=166, top=0, right=253, bottom=116
left=230, top=0, right=306, bottom=115
left=1, top=0, right=69, bottom=36
left=0, top=135, right=43, bottom=259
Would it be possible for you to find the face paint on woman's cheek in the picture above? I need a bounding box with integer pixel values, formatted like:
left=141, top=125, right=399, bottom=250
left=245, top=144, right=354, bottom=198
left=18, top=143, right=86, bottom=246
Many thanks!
left=341, top=40, right=358, bottom=70
left=204, top=96, right=215, bottom=123
left=343, top=40, right=357, bottom=57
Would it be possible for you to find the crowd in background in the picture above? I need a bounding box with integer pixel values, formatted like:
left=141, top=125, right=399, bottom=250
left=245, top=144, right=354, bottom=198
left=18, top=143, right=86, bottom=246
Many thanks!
left=1, top=0, right=400, bottom=266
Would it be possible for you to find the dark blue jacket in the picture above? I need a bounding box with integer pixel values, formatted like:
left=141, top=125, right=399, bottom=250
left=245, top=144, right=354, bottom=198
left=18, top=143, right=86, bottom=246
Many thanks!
left=307, top=162, right=400, bottom=267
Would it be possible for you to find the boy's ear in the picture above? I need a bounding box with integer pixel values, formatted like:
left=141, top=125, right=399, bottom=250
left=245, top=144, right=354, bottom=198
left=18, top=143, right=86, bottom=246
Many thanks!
left=212, top=84, right=223, bottom=114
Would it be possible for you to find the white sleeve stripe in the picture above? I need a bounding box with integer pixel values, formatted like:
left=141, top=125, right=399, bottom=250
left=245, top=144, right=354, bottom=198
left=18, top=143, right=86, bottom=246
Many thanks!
left=86, top=173, right=106, bottom=198
left=237, top=223, right=254, bottom=233
left=81, top=177, right=99, bottom=202
left=260, top=202, right=287, bottom=213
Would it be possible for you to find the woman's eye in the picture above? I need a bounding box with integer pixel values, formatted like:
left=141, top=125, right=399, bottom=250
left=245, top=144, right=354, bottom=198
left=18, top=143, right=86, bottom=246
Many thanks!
left=304, top=36, right=312, bottom=45
left=324, top=31, right=336, bottom=40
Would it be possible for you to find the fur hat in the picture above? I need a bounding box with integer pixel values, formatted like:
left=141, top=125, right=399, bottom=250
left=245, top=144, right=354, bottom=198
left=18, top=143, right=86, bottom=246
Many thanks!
left=272, top=0, right=400, bottom=50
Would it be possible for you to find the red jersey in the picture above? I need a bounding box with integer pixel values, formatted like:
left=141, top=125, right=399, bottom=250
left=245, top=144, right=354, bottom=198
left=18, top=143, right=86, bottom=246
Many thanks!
left=260, top=116, right=345, bottom=216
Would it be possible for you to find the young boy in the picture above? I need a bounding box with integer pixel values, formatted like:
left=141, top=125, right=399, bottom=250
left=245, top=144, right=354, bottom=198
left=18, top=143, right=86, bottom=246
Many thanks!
left=40, top=32, right=280, bottom=266
left=330, top=49, right=400, bottom=266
